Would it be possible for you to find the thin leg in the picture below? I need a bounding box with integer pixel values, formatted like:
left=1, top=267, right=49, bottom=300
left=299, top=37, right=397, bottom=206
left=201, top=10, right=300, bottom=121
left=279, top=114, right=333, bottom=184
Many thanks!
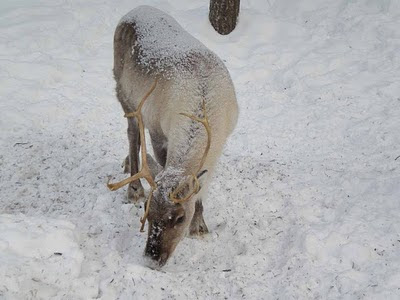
left=146, top=153, right=163, bottom=178
left=123, top=155, right=130, bottom=174
left=126, top=117, right=144, bottom=203
left=150, top=132, right=167, bottom=168
left=189, top=199, right=209, bottom=236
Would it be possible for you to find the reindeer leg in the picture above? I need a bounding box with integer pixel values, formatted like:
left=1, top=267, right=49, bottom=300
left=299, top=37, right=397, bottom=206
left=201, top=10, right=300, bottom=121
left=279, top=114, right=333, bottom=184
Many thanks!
left=122, top=155, right=130, bottom=173
left=126, top=117, right=145, bottom=203
left=189, top=199, right=209, bottom=236
left=150, top=132, right=167, bottom=168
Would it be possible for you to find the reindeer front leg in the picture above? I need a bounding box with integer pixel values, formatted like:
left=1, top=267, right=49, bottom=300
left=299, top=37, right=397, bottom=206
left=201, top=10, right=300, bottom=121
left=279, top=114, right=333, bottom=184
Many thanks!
left=189, top=199, right=209, bottom=236
left=126, top=117, right=145, bottom=203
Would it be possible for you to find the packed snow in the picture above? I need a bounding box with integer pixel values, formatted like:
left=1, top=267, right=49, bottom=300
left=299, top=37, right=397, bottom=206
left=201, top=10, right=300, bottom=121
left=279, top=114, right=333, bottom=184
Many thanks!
left=1, top=0, right=399, bottom=299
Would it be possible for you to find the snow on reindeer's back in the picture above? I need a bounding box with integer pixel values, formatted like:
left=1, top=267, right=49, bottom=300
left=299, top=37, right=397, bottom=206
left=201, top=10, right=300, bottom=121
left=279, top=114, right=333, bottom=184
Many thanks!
left=120, top=5, right=222, bottom=77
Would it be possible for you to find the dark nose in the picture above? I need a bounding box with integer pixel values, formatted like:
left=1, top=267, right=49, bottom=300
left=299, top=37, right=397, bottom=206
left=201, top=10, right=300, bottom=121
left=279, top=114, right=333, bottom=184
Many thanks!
left=144, top=242, right=169, bottom=267
left=145, top=241, right=161, bottom=261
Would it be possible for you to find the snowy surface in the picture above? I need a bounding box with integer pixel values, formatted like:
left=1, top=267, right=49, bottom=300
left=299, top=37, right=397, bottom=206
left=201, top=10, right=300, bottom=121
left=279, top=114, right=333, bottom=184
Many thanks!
left=1, top=0, right=400, bottom=299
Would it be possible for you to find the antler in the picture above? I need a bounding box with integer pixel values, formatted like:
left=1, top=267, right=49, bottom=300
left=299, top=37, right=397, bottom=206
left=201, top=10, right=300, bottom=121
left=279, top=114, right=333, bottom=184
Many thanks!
left=169, top=99, right=211, bottom=204
left=107, top=79, right=158, bottom=232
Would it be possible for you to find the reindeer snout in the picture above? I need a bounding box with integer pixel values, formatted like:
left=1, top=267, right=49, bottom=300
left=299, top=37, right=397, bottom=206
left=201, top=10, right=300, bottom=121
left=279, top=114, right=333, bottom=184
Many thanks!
left=144, top=242, right=169, bottom=267
left=145, top=243, right=160, bottom=260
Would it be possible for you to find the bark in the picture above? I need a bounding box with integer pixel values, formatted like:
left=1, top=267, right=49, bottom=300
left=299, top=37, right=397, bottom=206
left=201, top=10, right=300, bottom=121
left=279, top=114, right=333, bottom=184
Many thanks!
left=209, top=0, right=240, bottom=35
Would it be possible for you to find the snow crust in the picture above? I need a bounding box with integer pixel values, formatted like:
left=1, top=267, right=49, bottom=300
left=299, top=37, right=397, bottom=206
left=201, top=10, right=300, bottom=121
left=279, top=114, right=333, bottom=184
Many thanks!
left=0, top=214, right=91, bottom=298
left=1, top=0, right=399, bottom=299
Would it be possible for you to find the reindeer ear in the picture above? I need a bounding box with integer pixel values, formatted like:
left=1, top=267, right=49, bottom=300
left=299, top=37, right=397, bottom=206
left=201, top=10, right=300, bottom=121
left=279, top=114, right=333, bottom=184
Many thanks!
left=171, top=171, right=206, bottom=201
left=196, top=170, right=208, bottom=192
left=197, top=169, right=208, bottom=179
left=173, top=177, right=193, bottom=200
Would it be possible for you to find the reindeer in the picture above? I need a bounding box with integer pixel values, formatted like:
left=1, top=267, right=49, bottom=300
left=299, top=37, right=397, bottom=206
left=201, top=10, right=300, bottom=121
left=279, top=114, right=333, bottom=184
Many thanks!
left=108, top=5, right=238, bottom=267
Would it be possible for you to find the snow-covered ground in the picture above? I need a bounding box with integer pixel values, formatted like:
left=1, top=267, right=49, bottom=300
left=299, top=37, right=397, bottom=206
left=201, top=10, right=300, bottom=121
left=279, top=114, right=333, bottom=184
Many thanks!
left=1, top=0, right=400, bottom=298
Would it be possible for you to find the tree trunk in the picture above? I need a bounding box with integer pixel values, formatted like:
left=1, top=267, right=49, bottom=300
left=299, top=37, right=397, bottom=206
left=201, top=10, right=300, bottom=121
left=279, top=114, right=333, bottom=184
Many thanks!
left=209, top=0, right=240, bottom=35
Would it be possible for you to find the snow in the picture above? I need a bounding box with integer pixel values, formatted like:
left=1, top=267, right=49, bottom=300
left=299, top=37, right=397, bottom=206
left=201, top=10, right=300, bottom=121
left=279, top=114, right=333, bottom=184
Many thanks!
left=1, top=0, right=399, bottom=299
left=0, top=214, right=92, bottom=298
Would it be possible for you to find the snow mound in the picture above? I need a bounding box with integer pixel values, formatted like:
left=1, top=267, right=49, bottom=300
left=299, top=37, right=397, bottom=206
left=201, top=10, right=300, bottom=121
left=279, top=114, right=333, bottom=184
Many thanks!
left=0, top=214, right=98, bottom=299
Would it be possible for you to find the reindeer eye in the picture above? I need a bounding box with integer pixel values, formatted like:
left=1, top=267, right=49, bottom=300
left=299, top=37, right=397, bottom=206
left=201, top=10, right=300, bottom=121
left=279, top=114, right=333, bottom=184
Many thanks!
left=175, top=216, right=185, bottom=224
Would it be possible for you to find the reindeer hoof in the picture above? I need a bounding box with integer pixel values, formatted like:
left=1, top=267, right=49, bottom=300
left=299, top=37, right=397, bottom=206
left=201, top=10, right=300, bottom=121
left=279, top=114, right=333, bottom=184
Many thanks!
left=124, top=183, right=145, bottom=204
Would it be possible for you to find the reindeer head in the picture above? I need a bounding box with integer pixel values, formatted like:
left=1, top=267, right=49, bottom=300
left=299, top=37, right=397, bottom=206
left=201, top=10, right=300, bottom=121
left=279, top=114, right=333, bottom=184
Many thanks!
left=108, top=80, right=211, bottom=267
left=143, top=169, right=207, bottom=267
